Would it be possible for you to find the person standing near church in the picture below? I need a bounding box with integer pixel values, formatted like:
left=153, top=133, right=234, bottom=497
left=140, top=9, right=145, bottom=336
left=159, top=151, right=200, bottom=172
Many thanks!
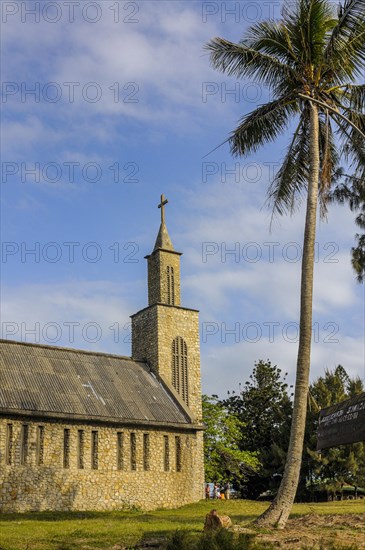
left=205, top=484, right=210, bottom=500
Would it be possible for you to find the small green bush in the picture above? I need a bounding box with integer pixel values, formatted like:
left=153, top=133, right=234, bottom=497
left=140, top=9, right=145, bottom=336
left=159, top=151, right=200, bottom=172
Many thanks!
left=165, top=530, right=193, bottom=550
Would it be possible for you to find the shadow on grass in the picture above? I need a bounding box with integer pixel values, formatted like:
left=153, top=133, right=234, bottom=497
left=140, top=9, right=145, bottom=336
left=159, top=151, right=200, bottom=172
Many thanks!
left=0, top=510, right=140, bottom=522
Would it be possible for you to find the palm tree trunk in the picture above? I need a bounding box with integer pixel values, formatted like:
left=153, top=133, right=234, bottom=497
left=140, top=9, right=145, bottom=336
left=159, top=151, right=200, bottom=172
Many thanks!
left=255, top=101, right=320, bottom=529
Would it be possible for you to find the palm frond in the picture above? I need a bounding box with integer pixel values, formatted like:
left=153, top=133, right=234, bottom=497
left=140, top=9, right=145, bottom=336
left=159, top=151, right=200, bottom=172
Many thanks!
left=205, top=37, right=297, bottom=91
left=267, top=110, right=310, bottom=217
left=304, top=0, right=336, bottom=64
left=324, top=0, right=365, bottom=82
left=229, top=97, right=298, bottom=157
left=330, top=174, right=365, bottom=210
left=341, top=84, right=365, bottom=112
left=318, top=113, right=339, bottom=216
left=328, top=0, right=365, bottom=45
left=244, top=20, right=298, bottom=65
left=282, top=0, right=336, bottom=67
left=267, top=102, right=339, bottom=219
left=335, top=108, right=365, bottom=171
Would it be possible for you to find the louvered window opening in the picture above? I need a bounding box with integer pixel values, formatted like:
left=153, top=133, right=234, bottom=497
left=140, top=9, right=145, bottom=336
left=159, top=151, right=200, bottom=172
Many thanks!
left=117, top=432, right=124, bottom=470
left=91, top=431, right=98, bottom=470
left=130, top=432, right=137, bottom=471
left=163, top=435, right=170, bottom=471
left=63, top=429, right=70, bottom=469
left=172, top=336, right=189, bottom=405
left=143, top=433, right=150, bottom=471
left=6, top=424, right=13, bottom=465
left=167, top=266, right=175, bottom=305
left=78, top=430, right=85, bottom=469
left=21, top=424, right=29, bottom=465
left=36, top=426, right=45, bottom=466
left=175, top=436, right=182, bottom=472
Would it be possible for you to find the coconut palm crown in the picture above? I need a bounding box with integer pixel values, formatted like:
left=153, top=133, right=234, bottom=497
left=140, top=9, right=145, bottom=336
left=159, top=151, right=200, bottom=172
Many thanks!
left=205, top=0, right=364, bottom=529
left=206, top=0, right=365, bottom=217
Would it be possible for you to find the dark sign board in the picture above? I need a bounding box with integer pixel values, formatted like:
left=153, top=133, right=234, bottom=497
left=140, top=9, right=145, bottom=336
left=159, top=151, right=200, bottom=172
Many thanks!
left=316, top=392, right=365, bottom=451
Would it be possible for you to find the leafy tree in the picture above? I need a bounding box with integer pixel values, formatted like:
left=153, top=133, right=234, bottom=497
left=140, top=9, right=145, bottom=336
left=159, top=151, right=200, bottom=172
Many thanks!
left=303, top=366, right=365, bottom=500
left=205, top=0, right=365, bottom=527
left=223, top=360, right=293, bottom=499
left=202, top=394, right=260, bottom=485
left=330, top=171, right=365, bottom=282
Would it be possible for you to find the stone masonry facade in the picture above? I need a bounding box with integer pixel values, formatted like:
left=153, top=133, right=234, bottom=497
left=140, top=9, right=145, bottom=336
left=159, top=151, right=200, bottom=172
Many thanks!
left=147, top=249, right=182, bottom=306
left=0, top=417, right=204, bottom=512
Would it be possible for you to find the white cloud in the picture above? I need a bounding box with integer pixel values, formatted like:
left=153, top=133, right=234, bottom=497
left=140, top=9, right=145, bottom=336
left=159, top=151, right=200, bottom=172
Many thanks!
left=178, top=178, right=360, bottom=319
left=176, top=178, right=364, bottom=393
left=201, top=332, right=365, bottom=397
left=2, top=0, right=244, bottom=154
left=0, top=280, right=137, bottom=356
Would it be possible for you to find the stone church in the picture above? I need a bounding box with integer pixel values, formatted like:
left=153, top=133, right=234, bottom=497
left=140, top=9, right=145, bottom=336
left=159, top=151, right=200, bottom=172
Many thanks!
left=0, top=197, right=205, bottom=512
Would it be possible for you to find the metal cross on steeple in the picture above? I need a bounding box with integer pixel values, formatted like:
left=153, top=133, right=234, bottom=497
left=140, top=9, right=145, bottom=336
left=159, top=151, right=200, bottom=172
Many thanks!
left=158, top=194, right=168, bottom=224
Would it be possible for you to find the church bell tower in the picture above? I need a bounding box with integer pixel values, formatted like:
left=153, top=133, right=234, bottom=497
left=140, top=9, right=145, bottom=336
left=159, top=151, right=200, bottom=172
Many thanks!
left=131, top=195, right=202, bottom=422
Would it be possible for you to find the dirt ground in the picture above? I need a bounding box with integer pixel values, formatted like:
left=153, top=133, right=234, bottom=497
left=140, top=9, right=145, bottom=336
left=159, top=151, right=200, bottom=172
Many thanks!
left=114, top=513, right=365, bottom=549
left=234, top=513, right=365, bottom=549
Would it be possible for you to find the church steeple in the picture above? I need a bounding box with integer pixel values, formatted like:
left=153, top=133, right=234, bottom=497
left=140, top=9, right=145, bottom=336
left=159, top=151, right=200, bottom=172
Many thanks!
left=145, top=194, right=182, bottom=306
left=153, top=194, right=174, bottom=251
left=131, top=195, right=202, bottom=421
left=153, top=223, right=174, bottom=252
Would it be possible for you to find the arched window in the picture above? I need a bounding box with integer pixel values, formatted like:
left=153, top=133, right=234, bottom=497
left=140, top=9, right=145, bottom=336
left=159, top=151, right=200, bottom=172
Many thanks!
left=167, top=266, right=175, bottom=305
left=172, top=336, right=188, bottom=405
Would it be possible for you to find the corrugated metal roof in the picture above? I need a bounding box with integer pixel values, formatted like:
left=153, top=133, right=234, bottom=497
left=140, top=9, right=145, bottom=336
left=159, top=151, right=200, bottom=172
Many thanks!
left=0, top=340, right=190, bottom=426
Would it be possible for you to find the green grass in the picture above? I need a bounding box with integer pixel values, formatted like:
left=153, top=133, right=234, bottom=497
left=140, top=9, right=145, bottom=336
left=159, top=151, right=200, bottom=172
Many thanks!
left=0, top=500, right=363, bottom=550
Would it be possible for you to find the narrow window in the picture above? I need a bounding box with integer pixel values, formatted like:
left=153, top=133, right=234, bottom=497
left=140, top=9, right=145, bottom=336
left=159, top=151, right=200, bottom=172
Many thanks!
left=171, top=266, right=175, bottom=305
left=163, top=435, right=169, bottom=472
left=167, top=266, right=171, bottom=304
left=117, top=432, right=124, bottom=470
left=130, top=432, right=137, bottom=471
left=172, top=337, right=188, bottom=405
left=143, top=433, right=150, bottom=471
left=63, top=428, right=70, bottom=469
left=167, top=266, right=175, bottom=305
left=78, top=429, right=84, bottom=469
left=175, top=436, right=182, bottom=472
left=91, top=430, right=98, bottom=470
left=5, top=424, right=13, bottom=465
left=36, top=425, right=45, bottom=465
left=21, top=424, right=29, bottom=465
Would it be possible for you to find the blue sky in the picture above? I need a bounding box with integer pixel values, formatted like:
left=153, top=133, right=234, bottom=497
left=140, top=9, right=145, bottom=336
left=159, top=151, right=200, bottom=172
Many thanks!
left=1, top=0, right=364, bottom=398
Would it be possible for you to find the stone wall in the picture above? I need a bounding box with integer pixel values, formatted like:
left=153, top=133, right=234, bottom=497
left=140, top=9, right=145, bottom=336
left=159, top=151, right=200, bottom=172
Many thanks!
left=0, top=417, right=205, bottom=513
left=131, top=304, right=159, bottom=370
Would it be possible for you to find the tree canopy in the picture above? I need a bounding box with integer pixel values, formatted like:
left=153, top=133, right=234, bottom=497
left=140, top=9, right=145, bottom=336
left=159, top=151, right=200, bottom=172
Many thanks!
left=202, top=394, right=260, bottom=485
left=203, top=362, right=365, bottom=502
left=223, top=360, right=293, bottom=498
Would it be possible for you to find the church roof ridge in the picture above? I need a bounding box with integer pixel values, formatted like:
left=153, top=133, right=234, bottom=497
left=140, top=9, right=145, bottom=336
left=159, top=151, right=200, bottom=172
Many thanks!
left=0, top=338, right=142, bottom=363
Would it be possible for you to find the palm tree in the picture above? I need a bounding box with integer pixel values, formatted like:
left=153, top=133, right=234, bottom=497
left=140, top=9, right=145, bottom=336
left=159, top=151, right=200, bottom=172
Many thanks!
left=205, top=0, right=365, bottom=528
